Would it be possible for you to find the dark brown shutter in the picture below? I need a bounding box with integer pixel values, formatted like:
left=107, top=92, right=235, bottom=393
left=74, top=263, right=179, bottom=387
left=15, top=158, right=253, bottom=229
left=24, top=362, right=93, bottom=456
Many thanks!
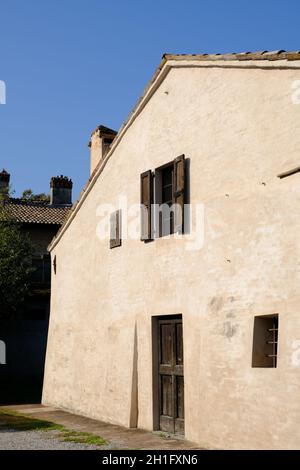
left=173, top=154, right=185, bottom=234
left=110, top=210, right=121, bottom=249
left=140, top=170, right=153, bottom=241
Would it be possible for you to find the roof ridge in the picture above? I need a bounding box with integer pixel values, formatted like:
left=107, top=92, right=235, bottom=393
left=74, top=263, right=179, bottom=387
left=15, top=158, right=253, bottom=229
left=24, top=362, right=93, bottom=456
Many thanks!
left=7, top=197, right=49, bottom=207
left=162, top=50, right=300, bottom=61
left=6, top=197, right=71, bottom=208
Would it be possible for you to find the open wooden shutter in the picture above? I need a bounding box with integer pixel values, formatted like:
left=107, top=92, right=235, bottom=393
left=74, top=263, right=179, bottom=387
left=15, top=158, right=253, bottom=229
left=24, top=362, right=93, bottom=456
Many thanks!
left=110, top=210, right=121, bottom=249
left=140, top=170, right=153, bottom=241
left=173, top=154, right=185, bottom=234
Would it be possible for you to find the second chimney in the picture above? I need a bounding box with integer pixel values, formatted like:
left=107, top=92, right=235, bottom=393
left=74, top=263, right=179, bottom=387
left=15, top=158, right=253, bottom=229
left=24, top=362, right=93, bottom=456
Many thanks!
left=0, top=169, right=10, bottom=194
left=88, top=125, right=117, bottom=175
left=0, top=169, right=10, bottom=196
left=50, top=176, right=73, bottom=206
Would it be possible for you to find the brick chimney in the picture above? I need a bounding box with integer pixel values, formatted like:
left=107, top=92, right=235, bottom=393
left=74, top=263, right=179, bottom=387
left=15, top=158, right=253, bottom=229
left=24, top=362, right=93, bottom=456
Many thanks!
left=0, top=169, right=10, bottom=195
left=88, top=125, right=117, bottom=175
left=50, top=176, right=72, bottom=206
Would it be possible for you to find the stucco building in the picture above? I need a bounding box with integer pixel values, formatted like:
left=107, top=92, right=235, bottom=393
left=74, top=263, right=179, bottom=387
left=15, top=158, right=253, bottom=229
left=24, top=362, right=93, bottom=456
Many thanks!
left=43, top=51, right=300, bottom=449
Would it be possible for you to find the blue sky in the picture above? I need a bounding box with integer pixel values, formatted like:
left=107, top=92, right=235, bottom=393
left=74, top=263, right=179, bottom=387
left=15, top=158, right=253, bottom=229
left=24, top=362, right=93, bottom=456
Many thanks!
left=0, top=0, right=299, bottom=200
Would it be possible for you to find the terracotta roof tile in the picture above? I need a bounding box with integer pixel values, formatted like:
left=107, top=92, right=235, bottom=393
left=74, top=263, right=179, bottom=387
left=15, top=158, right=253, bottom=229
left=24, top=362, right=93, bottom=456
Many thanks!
left=1, top=199, right=71, bottom=225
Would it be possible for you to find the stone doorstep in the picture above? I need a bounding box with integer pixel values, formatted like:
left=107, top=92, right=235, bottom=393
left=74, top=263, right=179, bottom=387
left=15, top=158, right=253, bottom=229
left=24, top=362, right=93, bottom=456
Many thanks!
left=0, top=404, right=200, bottom=450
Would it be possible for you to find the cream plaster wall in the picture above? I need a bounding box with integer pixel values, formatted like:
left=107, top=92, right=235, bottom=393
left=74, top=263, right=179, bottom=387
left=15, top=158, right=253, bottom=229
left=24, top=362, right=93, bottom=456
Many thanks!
left=43, top=60, right=300, bottom=449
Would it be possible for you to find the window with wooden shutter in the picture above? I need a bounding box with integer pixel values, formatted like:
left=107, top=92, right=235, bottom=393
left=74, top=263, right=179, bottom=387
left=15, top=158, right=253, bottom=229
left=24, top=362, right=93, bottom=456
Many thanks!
left=110, top=209, right=122, bottom=249
left=173, top=154, right=185, bottom=234
left=140, top=170, right=153, bottom=241
left=141, top=155, right=186, bottom=240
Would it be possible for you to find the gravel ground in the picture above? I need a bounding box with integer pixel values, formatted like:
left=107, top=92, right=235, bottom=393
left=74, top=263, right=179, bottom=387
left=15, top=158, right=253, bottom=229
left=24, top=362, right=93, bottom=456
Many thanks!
left=0, top=429, right=100, bottom=450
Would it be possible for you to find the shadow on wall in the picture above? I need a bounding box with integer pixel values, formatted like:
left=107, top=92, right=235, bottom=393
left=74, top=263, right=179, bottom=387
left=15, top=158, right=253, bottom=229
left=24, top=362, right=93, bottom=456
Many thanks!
left=129, top=322, right=139, bottom=428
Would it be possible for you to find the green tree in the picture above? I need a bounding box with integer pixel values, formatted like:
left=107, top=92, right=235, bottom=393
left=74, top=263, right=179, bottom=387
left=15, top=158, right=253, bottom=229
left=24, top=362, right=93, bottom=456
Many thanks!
left=21, top=189, right=50, bottom=203
left=0, top=183, right=12, bottom=201
left=0, top=214, right=34, bottom=322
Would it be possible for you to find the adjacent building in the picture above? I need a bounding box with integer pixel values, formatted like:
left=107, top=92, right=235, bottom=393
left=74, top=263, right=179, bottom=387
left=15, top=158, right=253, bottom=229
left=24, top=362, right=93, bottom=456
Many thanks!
left=43, top=51, right=300, bottom=449
left=0, top=171, right=72, bottom=402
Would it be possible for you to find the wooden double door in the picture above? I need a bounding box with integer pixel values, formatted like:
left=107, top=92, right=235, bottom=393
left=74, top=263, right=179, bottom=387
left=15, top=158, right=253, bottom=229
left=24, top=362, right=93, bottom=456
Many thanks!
left=157, top=316, right=184, bottom=435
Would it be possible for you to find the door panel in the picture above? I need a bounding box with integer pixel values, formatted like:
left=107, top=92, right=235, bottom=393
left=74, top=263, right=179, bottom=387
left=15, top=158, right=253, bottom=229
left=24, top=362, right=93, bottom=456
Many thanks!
left=161, top=375, right=173, bottom=416
left=160, top=324, right=173, bottom=365
left=176, top=376, right=184, bottom=419
left=175, top=375, right=185, bottom=434
left=158, top=317, right=184, bottom=435
left=175, top=323, right=183, bottom=365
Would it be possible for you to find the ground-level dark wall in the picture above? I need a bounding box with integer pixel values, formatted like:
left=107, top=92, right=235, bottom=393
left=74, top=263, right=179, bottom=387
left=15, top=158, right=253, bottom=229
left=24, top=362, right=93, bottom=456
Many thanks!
left=0, top=223, right=60, bottom=404
left=0, top=311, right=50, bottom=403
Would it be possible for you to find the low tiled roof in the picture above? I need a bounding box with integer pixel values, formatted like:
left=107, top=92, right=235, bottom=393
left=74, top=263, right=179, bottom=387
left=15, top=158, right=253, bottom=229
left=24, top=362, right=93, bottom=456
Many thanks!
left=1, top=199, right=71, bottom=225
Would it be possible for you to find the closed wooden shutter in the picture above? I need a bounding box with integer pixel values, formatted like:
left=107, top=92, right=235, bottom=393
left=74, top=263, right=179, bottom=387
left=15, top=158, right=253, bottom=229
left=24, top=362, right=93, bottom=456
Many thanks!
left=140, top=170, right=153, bottom=241
left=110, top=209, right=121, bottom=249
left=173, top=154, right=185, bottom=234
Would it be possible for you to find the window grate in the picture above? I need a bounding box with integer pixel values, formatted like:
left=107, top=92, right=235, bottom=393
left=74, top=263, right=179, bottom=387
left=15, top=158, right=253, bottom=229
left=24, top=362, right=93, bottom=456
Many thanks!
left=252, top=314, right=279, bottom=368
left=266, top=319, right=278, bottom=368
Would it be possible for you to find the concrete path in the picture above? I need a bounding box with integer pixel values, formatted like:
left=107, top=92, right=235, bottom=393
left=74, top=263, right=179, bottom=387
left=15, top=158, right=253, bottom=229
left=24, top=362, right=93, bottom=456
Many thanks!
left=1, top=404, right=200, bottom=450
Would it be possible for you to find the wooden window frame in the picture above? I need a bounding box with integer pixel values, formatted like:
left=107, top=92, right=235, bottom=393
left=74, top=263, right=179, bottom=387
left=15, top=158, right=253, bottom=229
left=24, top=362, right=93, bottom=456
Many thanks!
left=110, top=209, right=122, bottom=249
left=155, top=161, right=174, bottom=238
